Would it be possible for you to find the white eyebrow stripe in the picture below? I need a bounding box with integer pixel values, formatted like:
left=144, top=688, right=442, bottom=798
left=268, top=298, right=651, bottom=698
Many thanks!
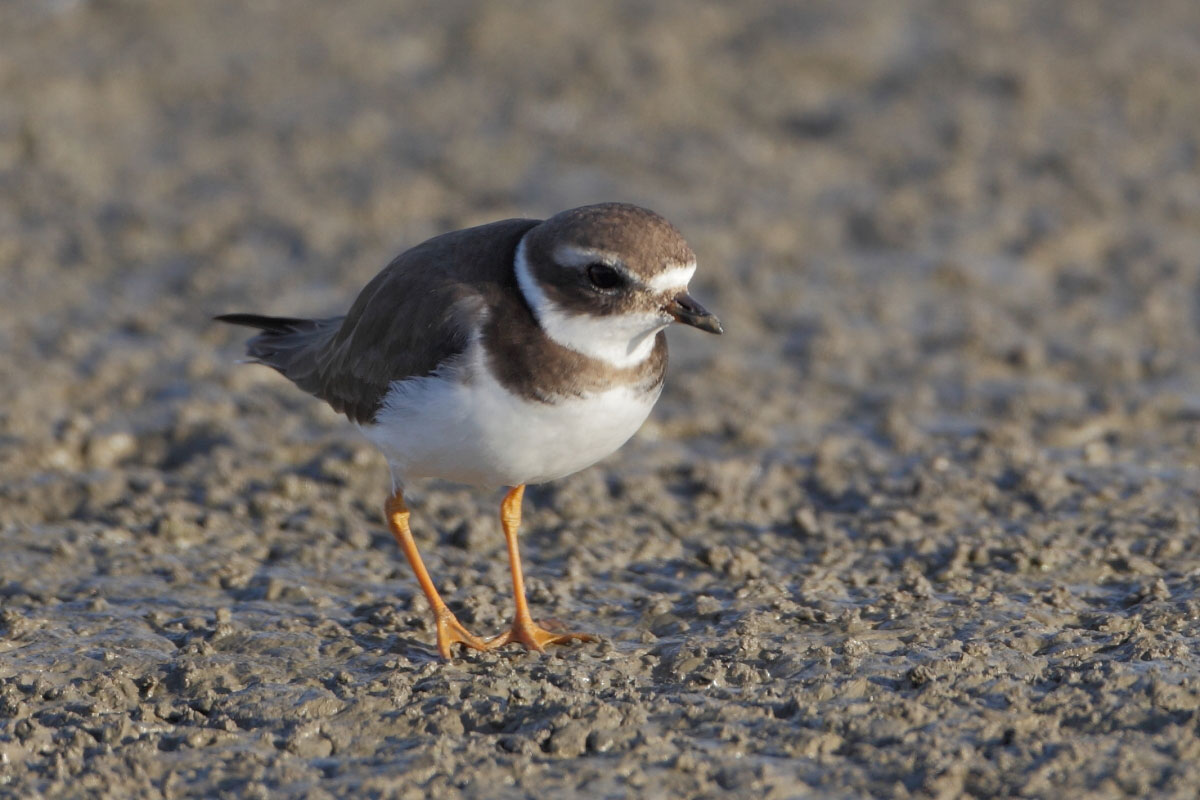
left=553, top=245, right=617, bottom=268
left=648, top=263, right=696, bottom=292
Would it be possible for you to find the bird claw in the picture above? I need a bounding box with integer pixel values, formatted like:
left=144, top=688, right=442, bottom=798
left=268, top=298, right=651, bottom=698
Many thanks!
left=434, top=608, right=488, bottom=660
left=485, top=617, right=596, bottom=653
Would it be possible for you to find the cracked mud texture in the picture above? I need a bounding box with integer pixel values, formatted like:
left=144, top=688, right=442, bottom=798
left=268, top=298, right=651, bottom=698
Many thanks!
left=4, top=1, right=1200, bottom=798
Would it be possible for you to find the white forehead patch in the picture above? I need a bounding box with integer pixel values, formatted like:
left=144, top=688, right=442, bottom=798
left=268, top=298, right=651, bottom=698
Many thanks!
left=648, top=262, right=696, bottom=293
left=515, top=236, right=668, bottom=369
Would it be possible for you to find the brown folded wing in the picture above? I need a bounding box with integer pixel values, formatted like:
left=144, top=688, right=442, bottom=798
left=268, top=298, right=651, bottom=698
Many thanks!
left=277, top=217, right=540, bottom=424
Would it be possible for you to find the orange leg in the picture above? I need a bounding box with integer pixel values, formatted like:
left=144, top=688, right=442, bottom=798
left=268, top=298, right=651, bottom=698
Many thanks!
left=385, top=488, right=487, bottom=659
left=485, top=484, right=596, bottom=652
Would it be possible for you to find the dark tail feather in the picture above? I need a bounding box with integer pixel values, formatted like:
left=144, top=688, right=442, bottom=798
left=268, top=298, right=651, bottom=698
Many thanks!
left=215, top=313, right=342, bottom=385
left=214, top=313, right=314, bottom=333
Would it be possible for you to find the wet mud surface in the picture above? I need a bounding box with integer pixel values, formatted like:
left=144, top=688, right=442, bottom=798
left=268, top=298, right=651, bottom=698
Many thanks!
left=3, top=2, right=1200, bottom=797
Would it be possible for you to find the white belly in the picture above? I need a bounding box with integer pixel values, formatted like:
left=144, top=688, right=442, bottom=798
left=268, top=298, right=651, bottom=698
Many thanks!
left=359, top=351, right=661, bottom=488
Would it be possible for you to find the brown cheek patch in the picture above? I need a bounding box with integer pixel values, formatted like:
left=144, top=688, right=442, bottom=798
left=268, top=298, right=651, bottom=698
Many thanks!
left=533, top=256, right=630, bottom=318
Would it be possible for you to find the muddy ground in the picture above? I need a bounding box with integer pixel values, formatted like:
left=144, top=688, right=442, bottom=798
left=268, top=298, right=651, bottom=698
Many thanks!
left=3, top=1, right=1200, bottom=797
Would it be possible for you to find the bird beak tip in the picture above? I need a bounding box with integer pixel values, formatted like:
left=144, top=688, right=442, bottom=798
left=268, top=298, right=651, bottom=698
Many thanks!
left=667, top=292, right=723, bottom=335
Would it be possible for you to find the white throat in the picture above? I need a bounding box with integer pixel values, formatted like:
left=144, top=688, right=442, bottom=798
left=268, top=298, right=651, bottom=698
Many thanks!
left=514, top=236, right=668, bottom=369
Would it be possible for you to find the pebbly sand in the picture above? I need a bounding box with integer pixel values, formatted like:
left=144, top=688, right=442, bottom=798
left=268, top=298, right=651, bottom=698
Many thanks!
left=3, top=1, right=1200, bottom=797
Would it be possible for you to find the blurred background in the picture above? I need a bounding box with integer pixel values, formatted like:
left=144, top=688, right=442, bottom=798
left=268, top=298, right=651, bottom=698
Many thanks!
left=3, top=1, right=1200, bottom=797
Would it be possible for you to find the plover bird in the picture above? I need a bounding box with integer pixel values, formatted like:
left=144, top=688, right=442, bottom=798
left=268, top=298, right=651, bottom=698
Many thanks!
left=217, top=203, right=721, bottom=658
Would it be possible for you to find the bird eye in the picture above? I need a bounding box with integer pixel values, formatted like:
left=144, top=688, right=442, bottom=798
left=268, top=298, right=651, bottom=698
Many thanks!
left=587, top=263, right=624, bottom=290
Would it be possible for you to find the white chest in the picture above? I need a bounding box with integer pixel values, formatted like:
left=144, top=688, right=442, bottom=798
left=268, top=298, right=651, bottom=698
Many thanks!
left=360, top=351, right=662, bottom=488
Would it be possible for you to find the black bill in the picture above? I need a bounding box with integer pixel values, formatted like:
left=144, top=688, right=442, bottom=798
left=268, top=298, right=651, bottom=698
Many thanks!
left=666, top=292, right=723, bottom=334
